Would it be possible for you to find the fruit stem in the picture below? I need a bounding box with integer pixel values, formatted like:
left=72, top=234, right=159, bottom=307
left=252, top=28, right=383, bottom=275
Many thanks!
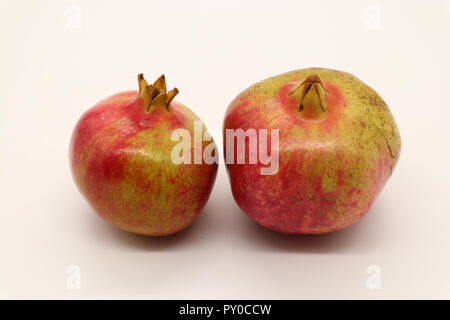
left=137, top=73, right=179, bottom=112
left=289, top=74, right=328, bottom=119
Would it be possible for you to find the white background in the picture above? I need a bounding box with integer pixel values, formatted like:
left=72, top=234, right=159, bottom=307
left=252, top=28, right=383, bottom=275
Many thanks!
left=1, top=0, right=449, bottom=299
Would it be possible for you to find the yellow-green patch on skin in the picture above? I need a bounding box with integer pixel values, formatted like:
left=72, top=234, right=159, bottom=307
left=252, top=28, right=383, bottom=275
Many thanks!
left=322, top=171, right=337, bottom=193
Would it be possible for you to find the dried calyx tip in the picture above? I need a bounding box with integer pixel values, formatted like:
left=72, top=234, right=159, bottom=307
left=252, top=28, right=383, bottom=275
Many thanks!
left=289, top=74, right=328, bottom=113
left=137, top=73, right=179, bottom=112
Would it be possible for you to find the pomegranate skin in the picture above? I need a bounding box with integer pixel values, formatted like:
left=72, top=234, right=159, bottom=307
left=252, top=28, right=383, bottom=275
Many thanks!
left=70, top=75, right=218, bottom=236
left=223, top=68, right=401, bottom=234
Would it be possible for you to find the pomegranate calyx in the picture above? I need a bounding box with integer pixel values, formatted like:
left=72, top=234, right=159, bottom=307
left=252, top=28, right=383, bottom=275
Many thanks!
left=289, top=74, right=328, bottom=118
left=137, top=73, right=179, bottom=112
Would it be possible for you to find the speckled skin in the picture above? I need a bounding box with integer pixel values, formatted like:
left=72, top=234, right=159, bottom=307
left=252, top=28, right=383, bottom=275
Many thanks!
left=70, top=90, right=218, bottom=236
left=223, top=68, right=401, bottom=234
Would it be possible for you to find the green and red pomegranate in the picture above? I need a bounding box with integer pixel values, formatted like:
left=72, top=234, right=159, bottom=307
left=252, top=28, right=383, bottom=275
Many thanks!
left=69, top=74, right=218, bottom=236
left=223, top=68, right=401, bottom=234
left=70, top=68, right=401, bottom=237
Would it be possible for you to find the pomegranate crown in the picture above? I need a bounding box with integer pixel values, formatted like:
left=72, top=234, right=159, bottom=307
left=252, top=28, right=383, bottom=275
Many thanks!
left=289, top=74, right=328, bottom=113
left=137, top=73, right=179, bottom=112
